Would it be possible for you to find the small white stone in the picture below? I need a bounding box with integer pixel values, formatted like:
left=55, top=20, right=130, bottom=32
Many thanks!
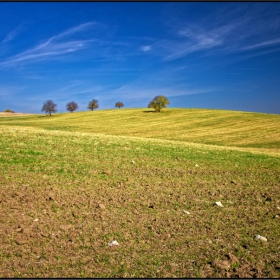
left=108, top=240, right=119, bottom=246
left=254, top=235, right=267, bottom=242
left=131, top=160, right=135, bottom=164
left=183, top=210, right=190, bottom=215
left=195, top=164, right=199, bottom=167
left=33, top=218, right=39, bottom=222
left=215, top=201, right=224, bottom=207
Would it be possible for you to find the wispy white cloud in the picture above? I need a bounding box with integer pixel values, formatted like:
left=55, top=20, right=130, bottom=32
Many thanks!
left=1, top=25, right=23, bottom=44
left=107, top=83, right=220, bottom=105
left=37, top=81, right=107, bottom=102
left=0, top=84, right=25, bottom=97
left=143, top=21, right=241, bottom=61
left=242, top=38, right=280, bottom=51
left=0, top=22, right=97, bottom=67
left=15, top=81, right=108, bottom=113
left=51, top=22, right=96, bottom=41
left=147, top=4, right=280, bottom=61
left=140, top=45, right=151, bottom=52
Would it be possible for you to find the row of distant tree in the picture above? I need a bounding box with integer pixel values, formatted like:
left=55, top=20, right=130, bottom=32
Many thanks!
left=41, top=99, right=124, bottom=116
left=41, top=96, right=169, bottom=116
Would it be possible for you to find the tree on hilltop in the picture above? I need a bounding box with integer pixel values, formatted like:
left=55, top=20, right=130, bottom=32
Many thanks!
left=41, top=100, right=57, bottom=116
left=147, top=95, right=170, bottom=112
left=88, top=99, right=99, bottom=111
left=66, top=101, right=78, bottom=113
left=5, top=109, right=15, bottom=113
left=115, top=102, right=124, bottom=109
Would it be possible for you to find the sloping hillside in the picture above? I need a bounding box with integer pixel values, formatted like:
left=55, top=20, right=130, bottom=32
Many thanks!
left=0, top=108, right=279, bottom=155
left=0, top=111, right=280, bottom=277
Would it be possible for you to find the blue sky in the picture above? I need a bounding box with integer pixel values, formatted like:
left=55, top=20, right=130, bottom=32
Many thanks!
left=0, top=2, right=280, bottom=114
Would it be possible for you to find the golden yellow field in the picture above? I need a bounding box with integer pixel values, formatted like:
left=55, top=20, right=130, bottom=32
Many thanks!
left=0, top=108, right=279, bottom=156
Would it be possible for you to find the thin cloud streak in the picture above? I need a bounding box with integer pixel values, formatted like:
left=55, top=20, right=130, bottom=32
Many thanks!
left=51, top=22, right=97, bottom=41
left=39, top=83, right=107, bottom=102
left=0, top=22, right=97, bottom=67
left=140, top=45, right=151, bottom=52
left=242, top=38, right=280, bottom=50
left=112, top=84, right=220, bottom=101
left=156, top=5, right=280, bottom=61
left=1, top=26, right=23, bottom=44
left=154, top=22, right=240, bottom=61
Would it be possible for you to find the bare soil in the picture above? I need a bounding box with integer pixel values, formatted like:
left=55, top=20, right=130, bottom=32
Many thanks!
left=0, top=126, right=279, bottom=278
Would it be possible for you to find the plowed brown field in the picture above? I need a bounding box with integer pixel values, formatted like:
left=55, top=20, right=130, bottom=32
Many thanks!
left=0, top=125, right=279, bottom=277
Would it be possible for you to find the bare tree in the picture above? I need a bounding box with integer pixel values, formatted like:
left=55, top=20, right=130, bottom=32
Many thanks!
left=115, top=102, right=124, bottom=109
left=66, top=101, right=78, bottom=113
left=41, top=100, right=57, bottom=116
left=88, top=99, right=99, bottom=111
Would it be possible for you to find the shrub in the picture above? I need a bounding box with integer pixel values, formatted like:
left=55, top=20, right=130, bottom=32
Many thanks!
left=5, top=109, right=15, bottom=113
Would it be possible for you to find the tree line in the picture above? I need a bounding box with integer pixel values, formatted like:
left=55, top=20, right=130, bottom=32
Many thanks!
left=41, top=96, right=169, bottom=116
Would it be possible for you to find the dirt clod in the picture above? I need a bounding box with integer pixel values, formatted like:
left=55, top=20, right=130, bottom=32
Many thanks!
left=15, top=238, right=29, bottom=245
left=212, top=259, right=231, bottom=271
left=236, top=264, right=260, bottom=278
left=227, top=253, right=239, bottom=264
left=97, top=203, right=106, bottom=210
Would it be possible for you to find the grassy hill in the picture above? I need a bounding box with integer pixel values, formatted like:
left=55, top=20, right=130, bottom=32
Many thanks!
left=0, top=108, right=279, bottom=156
left=0, top=108, right=279, bottom=277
